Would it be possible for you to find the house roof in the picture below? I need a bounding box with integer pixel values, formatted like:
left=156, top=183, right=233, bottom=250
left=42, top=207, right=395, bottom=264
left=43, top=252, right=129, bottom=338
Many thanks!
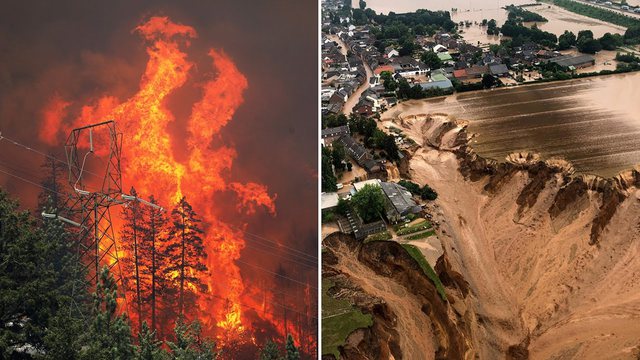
left=339, top=135, right=369, bottom=164
left=352, top=179, right=381, bottom=192
left=420, top=79, right=453, bottom=90
left=374, top=64, right=395, bottom=75
left=453, top=69, right=468, bottom=78
left=380, top=182, right=421, bottom=216
left=437, top=52, right=453, bottom=62
left=431, top=73, right=449, bottom=82
left=433, top=44, right=448, bottom=52
left=549, top=54, right=595, bottom=67
left=321, top=125, right=350, bottom=138
left=466, top=65, right=489, bottom=76
left=321, top=192, right=339, bottom=210
left=489, top=63, right=509, bottom=75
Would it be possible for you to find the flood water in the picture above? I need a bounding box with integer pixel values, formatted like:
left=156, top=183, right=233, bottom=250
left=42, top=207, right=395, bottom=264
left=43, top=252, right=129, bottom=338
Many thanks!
left=384, top=73, right=640, bottom=177
left=356, top=0, right=626, bottom=44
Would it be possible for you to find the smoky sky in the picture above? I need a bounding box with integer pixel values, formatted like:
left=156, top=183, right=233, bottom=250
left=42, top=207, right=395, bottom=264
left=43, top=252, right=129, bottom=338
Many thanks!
left=0, top=0, right=318, bottom=327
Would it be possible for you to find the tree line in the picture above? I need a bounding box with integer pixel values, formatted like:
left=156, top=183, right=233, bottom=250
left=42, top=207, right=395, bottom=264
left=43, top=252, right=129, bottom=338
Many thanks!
left=0, top=158, right=304, bottom=359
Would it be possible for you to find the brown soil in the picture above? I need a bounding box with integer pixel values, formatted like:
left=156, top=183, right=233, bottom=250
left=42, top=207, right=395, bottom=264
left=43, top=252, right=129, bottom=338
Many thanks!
left=322, top=233, right=473, bottom=359
left=377, top=112, right=640, bottom=359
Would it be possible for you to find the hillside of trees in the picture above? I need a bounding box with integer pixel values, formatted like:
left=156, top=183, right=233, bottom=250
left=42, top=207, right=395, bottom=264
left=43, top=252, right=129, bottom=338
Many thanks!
left=0, top=160, right=304, bottom=358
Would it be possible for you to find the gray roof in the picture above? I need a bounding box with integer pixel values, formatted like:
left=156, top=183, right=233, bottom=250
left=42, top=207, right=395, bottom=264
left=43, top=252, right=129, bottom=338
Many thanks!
left=321, top=192, right=339, bottom=210
left=338, top=135, right=369, bottom=164
left=321, top=125, right=350, bottom=138
left=419, top=79, right=453, bottom=90
left=380, top=182, right=421, bottom=216
left=549, top=54, right=595, bottom=68
left=489, top=63, right=509, bottom=75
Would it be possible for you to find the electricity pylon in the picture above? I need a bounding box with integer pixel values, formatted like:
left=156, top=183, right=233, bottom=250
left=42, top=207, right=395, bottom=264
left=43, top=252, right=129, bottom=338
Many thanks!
left=63, top=120, right=125, bottom=286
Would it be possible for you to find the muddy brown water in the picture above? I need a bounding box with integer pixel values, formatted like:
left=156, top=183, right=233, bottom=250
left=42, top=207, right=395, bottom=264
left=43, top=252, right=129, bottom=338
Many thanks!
left=385, top=73, right=640, bottom=177
left=355, top=0, right=626, bottom=44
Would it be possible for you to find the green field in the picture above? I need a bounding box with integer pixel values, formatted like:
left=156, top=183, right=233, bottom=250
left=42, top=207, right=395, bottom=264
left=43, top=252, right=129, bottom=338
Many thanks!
left=322, top=279, right=374, bottom=359
left=364, top=230, right=392, bottom=243
left=396, top=220, right=432, bottom=235
left=405, top=230, right=436, bottom=240
left=401, top=244, right=447, bottom=301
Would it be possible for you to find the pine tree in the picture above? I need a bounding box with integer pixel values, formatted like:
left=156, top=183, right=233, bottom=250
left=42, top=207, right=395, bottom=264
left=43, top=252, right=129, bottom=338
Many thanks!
left=140, top=195, right=169, bottom=333
left=284, top=335, right=300, bottom=360
left=37, top=154, right=69, bottom=216
left=81, top=266, right=134, bottom=360
left=0, top=190, right=87, bottom=357
left=167, top=320, right=217, bottom=359
left=121, top=187, right=148, bottom=334
left=259, top=340, right=280, bottom=360
left=166, top=197, right=208, bottom=319
left=135, top=321, right=168, bottom=360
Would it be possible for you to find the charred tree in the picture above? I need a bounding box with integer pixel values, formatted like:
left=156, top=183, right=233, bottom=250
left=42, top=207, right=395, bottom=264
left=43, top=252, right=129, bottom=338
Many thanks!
left=166, top=196, right=208, bottom=319
left=37, top=154, right=69, bottom=215
left=140, top=195, right=168, bottom=333
left=120, top=187, right=146, bottom=333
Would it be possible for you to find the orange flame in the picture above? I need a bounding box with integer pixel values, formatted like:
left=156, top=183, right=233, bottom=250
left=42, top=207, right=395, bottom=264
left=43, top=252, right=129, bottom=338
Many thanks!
left=35, top=16, right=309, bottom=344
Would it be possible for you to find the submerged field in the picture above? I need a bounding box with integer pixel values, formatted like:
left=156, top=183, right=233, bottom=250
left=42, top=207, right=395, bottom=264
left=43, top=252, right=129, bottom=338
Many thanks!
left=384, top=72, right=640, bottom=177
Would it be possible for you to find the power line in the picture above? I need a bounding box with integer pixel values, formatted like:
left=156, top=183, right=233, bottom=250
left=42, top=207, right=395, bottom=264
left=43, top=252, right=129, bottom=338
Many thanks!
left=235, top=258, right=317, bottom=290
left=0, top=132, right=104, bottom=180
left=0, top=165, right=317, bottom=291
left=227, top=223, right=317, bottom=261
left=0, top=166, right=66, bottom=198
left=242, top=238, right=318, bottom=270
left=0, top=134, right=319, bottom=335
left=0, top=133, right=319, bottom=266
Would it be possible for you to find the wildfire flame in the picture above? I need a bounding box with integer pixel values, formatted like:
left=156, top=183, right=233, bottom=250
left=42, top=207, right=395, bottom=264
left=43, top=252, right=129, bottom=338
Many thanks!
left=36, top=16, right=312, bottom=347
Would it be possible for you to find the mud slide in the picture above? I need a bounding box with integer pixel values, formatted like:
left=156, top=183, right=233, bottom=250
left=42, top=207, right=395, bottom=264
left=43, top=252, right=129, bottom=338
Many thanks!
left=322, top=234, right=472, bottom=360
left=386, top=112, right=640, bottom=359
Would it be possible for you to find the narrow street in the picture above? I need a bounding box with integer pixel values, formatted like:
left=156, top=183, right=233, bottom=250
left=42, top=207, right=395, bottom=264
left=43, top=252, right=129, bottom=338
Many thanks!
left=328, top=34, right=374, bottom=116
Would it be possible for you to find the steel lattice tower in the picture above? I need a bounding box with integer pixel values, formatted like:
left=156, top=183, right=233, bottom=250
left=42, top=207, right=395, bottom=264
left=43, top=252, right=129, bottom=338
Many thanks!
left=64, top=120, right=126, bottom=287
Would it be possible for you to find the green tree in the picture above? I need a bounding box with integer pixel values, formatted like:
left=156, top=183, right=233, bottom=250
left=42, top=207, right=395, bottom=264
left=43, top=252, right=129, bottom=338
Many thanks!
left=336, top=198, right=350, bottom=216
left=351, top=184, right=386, bottom=223
left=482, top=74, right=496, bottom=88
left=284, top=335, right=300, bottom=360
left=398, top=37, right=416, bottom=56
left=420, top=185, right=438, bottom=200
left=259, top=340, right=280, bottom=360
left=623, top=26, right=640, bottom=44
left=37, top=155, right=69, bottom=216
left=321, top=147, right=338, bottom=192
left=487, top=19, right=498, bottom=35
left=167, top=320, right=217, bottom=360
left=136, top=322, right=167, bottom=360
left=322, top=114, right=348, bottom=129
left=331, top=142, right=347, bottom=171
left=82, top=267, right=134, bottom=360
left=379, top=71, right=397, bottom=91
left=358, top=0, right=366, bottom=10
left=578, top=29, right=594, bottom=41
left=598, top=32, right=623, bottom=50
left=577, top=37, right=602, bottom=54
left=0, top=190, right=87, bottom=358
left=421, top=51, right=443, bottom=69
left=166, top=197, right=208, bottom=319
left=558, top=30, right=577, bottom=50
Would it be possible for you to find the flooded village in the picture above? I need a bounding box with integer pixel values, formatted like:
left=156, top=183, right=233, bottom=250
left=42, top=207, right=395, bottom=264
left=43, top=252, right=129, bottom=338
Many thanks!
left=321, top=0, right=640, bottom=359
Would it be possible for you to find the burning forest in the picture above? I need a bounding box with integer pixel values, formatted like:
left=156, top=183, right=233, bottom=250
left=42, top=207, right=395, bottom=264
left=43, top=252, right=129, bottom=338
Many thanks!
left=0, top=10, right=317, bottom=359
